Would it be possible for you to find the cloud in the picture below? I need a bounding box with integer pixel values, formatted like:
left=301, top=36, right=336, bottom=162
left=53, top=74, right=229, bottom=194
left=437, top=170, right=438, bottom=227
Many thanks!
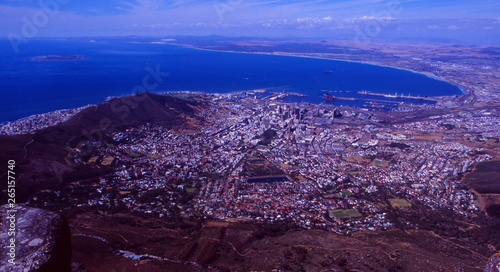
left=255, top=16, right=341, bottom=31
left=356, top=15, right=395, bottom=21
left=0, top=0, right=499, bottom=44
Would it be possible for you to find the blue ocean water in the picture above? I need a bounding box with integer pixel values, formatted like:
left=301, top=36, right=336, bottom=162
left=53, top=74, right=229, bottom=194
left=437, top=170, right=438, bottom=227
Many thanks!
left=0, top=39, right=462, bottom=122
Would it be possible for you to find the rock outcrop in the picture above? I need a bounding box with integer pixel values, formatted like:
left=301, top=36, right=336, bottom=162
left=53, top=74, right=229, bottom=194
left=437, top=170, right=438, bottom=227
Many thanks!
left=0, top=204, right=71, bottom=272
left=485, top=252, right=500, bottom=272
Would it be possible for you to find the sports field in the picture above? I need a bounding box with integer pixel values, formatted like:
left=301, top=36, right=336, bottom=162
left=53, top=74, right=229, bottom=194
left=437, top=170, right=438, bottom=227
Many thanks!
left=329, top=209, right=362, bottom=219
left=389, top=198, right=411, bottom=208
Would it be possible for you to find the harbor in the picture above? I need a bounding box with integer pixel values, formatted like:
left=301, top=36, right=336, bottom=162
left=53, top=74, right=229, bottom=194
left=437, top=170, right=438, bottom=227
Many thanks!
left=357, top=90, right=438, bottom=101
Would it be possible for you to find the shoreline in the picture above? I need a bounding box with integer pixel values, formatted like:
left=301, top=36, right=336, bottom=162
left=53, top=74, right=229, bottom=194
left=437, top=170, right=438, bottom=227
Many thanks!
left=177, top=43, right=467, bottom=96
left=2, top=41, right=469, bottom=124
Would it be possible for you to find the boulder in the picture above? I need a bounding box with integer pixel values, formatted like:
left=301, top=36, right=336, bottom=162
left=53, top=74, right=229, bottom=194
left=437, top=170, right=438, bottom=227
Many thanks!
left=0, top=204, right=71, bottom=272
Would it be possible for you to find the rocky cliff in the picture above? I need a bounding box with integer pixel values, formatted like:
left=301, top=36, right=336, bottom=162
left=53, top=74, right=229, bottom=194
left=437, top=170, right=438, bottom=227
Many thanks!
left=485, top=252, right=500, bottom=272
left=0, top=204, right=71, bottom=272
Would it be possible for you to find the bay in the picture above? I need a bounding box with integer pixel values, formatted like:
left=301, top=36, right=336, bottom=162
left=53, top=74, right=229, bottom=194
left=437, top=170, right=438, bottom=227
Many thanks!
left=0, top=39, right=462, bottom=122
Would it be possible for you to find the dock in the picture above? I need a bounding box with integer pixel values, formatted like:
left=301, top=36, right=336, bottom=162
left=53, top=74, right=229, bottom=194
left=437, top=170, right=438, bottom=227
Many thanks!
left=357, top=90, right=437, bottom=101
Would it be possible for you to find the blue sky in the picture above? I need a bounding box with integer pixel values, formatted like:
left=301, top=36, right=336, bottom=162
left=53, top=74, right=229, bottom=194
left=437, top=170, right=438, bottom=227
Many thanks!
left=1, top=0, right=499, bottom=43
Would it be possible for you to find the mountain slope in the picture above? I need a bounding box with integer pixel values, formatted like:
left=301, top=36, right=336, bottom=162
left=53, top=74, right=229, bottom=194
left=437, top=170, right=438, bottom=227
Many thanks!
left=0, top=92, right=203, bottom=202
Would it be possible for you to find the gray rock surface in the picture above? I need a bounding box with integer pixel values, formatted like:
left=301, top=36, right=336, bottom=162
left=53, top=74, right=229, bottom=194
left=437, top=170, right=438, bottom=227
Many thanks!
left=0, top=204, right=71, bottom=272
left=485, top=253, right=500, bottom=272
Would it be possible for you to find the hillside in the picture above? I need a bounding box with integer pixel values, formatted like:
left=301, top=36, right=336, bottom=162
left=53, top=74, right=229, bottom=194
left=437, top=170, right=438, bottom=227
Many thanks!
left=69, top=213, right=489, bottom=272
left=0, top=92, right=203, bottom=202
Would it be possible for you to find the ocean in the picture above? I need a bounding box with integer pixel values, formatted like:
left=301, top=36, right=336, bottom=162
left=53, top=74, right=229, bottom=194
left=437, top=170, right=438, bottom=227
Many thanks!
left=0, top=39, right=462, bottom=123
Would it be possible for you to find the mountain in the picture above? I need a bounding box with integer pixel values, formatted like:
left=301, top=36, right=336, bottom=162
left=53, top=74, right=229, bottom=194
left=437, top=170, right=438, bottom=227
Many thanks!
left=0, top=92, right=203, bottom=202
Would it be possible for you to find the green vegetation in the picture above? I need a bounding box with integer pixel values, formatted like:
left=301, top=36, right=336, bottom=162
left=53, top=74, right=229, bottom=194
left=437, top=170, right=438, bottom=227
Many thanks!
left=128, top=152, right=142, bottom=158
left=329, top=209, right=361, bottom=220
left=464, top=159, right=500, bottom=194
left=344, top=155, right=371, bottom=164
left=385, top=206, right=500, bottom=257
left=241, top=155, right=285, bottom=177
left=389, top=198, right=411, bottom=208
left=177, top=241, right=198, bottom=261
left=441, top=123, right=455, bottom=130
left=341, top=190, right=353, bottom=196
left=101, top=156, right=114, bottom=166
left=257, top=128, right=277, bottom=145
left=149, top=154, right=162, bottom=159
left=370, top=159, right=390, bottom=167
left=388, top=142, right=410, bottom=149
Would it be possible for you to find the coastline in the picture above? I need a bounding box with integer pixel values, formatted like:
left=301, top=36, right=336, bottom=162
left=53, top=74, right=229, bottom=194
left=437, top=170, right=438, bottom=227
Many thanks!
left=0, top=105, right=93, bottom=135
left=2, top=41, right=469, bottom=124
left=177, top=43, right=468, bottom=96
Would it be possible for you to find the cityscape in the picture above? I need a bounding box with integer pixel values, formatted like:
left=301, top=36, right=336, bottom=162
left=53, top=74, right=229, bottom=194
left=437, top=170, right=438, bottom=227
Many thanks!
left=0, top=0, right=499, bottom=271
left=21, top=91, right=494, bottom=233
left=2, top=87, right=499, bottom=271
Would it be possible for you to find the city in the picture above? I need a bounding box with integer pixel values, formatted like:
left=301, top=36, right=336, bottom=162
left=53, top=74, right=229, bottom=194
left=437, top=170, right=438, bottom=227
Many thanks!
left=16, top=90, right=495, bottom=235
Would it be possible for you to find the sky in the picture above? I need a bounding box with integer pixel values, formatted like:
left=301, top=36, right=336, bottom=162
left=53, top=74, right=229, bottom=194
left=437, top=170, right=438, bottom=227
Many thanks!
left=1, top=0, right=499, bottom=44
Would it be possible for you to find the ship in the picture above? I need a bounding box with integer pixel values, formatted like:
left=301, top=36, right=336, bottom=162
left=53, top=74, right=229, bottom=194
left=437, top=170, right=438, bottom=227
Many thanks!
left=384, top=92, right=399, bottom=98
left=325, top=94, right=335, bottom=101
left=324, top=71, right=334, bottom=74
